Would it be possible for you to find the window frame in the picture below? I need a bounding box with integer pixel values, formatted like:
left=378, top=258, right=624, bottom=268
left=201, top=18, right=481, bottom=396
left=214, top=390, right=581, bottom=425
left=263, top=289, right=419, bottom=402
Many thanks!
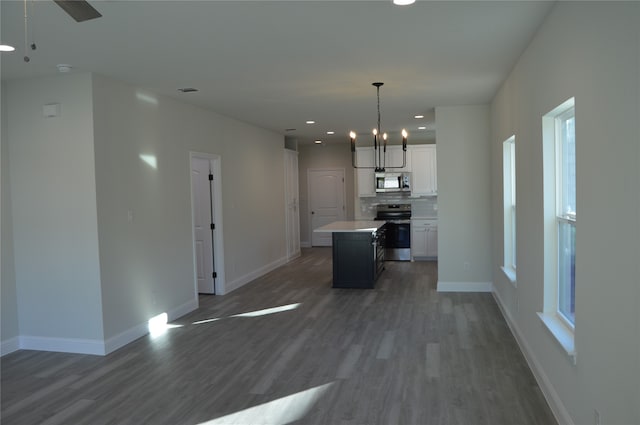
left=501, top=136, right=517, bottom=285
left=539, top=97, right=576, bottom=362
left=554, top=107, right=576, bottom=328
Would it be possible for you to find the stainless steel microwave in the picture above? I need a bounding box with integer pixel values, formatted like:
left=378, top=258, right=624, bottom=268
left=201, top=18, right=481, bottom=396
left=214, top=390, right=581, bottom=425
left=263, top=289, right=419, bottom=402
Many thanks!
left=375, top=172, right=411, bottom=193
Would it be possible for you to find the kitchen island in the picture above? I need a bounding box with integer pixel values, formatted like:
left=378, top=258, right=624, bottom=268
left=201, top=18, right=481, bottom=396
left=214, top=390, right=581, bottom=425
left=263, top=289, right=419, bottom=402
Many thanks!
left=314, top=221, right=386, bottom=288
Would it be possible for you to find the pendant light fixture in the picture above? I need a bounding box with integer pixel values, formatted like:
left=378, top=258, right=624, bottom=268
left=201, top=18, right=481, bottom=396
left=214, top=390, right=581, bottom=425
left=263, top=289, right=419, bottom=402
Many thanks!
left=350, top=82, right=408, bottom=171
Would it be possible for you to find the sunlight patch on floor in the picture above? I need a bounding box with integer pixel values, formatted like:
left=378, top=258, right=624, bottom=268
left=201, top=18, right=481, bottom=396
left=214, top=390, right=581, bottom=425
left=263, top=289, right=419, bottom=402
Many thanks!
left=192, top=317, right=222, bottom=325
left=192, top=303, right=301, bottom=325
left=198, top=382, right=334, bottom=425
left=148, top=312, right=183, bottom=338
left=230, top=303, right=301, bottom=318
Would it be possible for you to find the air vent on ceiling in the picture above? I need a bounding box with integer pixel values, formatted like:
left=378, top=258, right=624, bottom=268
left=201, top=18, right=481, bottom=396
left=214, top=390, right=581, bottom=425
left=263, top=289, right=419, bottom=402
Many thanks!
left=178, top=88, right=198, bottom=93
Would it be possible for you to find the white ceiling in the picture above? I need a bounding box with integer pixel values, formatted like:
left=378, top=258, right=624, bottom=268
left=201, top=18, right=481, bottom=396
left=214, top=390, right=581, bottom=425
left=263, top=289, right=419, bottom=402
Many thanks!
left=1, top=0, right=553, bottom=144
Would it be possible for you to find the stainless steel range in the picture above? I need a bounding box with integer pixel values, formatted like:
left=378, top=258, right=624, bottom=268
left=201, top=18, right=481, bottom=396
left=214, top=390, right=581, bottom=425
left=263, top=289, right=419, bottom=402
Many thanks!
left=375, top=204, right=411, bottom=261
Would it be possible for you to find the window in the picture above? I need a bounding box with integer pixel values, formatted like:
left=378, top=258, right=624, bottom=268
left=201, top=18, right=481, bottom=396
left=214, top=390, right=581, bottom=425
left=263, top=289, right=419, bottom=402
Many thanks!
left=540, top=98, right=576, bottom=360
left=556, top=108, right=576, bottom=325
left=501, top=136, right=516, bottom=284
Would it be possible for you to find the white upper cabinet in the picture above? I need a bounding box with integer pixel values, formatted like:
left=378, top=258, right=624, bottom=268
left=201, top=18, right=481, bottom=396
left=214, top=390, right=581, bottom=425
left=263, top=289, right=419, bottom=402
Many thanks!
left=355, top=144, right=436, bottom=197
left=384, top=145, right=411, bottom=171
left=410, top=145, right=437, bottom=196
left=355, top=147, right=376, bottom=197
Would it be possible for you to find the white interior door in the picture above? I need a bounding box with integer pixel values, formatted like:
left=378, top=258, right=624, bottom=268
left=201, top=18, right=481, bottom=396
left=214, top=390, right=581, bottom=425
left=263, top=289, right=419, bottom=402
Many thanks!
left=284, top=150, right=301, bottom=260
left=308, top=169, right=346, bottom=246
left=191, top=157, right=216, bottom=294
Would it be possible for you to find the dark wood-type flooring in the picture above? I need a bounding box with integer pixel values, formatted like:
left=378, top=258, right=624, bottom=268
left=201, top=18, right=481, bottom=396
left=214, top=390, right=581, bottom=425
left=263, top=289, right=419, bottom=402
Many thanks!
left=1, top=248, right=556, bottom=425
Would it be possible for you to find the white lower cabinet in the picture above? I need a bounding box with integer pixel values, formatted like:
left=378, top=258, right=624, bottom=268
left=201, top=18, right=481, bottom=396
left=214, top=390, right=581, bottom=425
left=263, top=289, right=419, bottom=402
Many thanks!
left=426, top=225, right=438, bottom=258
left=411, top=219, right=438, bottom=260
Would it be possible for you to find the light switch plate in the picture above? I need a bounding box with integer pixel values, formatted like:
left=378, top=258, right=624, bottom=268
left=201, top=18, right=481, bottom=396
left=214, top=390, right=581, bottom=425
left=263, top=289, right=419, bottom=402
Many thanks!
left=43, top=103, right=60, bottom=117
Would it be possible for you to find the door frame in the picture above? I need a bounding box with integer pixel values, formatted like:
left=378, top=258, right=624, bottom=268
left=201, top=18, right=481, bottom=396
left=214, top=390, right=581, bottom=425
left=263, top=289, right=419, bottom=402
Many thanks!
left=284, top=149, right=301, bottom=261
left=189, top=152, right=226, bottom=300
left=307, top=168, right=346, bottom=246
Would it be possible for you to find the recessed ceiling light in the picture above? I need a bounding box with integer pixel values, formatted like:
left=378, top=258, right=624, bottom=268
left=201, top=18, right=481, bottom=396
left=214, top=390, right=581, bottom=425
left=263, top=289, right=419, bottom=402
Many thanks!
left=314, top=140, right=322, bottom=144
left=326, top=131, right=335, bottom=135
left=306, top=120, right=315, bottom=124
left=418, top=126, right=426, bottom=130
left=414, top=114, right=424, bottom=119
left=0, top=44, right=15, bottom=52
left=393, top=0, right=416, bottom=5
left=178, top=87, right=198, bottom=93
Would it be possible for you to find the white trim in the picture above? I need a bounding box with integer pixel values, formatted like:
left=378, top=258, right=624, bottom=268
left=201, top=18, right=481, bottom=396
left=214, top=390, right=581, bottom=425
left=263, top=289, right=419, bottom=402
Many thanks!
left=542, top=98, right=576, bottom=324
left=503, top=136, right=517, bottom=273
left=18, top=335, right=106, bottom=356
left=5, top=299, right=200, bottom=357
left=492, top=290, right=575, bottom=425
left=284, top=149, right=301, bottom=262
left=103, top=322, right=148, bottom=356
left=536, top=312, right=576, bottom=362
left=287, top=251, right=302, bottom=262
left=1, top=337, right=20, bottom=356
left=224, top=255, right=289, bottom=294
left=167, top=298, right=199, bottom=322
left=103, top=298, right=198, bottom=355
left=300, top=241, right=312, bottom=248
left=500, top=266, right=517, bottom=287
left=189, top=152, right=226, bottom=297
left=436, top=281, right=493, bottom=292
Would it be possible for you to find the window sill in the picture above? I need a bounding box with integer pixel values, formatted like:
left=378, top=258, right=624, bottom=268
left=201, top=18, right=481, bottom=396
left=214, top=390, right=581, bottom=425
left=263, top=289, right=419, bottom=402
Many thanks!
left=500, top=266, right=517, bottom=288
left=537, top=312, right=576, bottom=364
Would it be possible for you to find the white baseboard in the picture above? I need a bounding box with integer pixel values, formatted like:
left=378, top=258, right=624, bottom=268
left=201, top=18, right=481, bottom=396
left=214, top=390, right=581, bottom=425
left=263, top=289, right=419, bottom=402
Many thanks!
left=492, top=290, right=574, bottom=425
left=104, top=298, right=198, bottom=355
left=436, top=281, right=493, bottom=292
left=1, top=337, right=20, bottom=356
left=19, top=335, right=106, bottom=356
left=2, top=298, right=200, bottom=357
left=225, top=256, right=288, bottom=294
left=287, top=251, right=302, bottom=262
left=103, top=322, right=147, bottom=356
left=168, top=298, right=199, bottom=322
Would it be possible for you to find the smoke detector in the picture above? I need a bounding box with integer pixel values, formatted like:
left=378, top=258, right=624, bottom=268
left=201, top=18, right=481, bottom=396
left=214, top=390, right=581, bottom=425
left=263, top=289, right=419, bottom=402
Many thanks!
left=56, top=64, right=72, bottom=73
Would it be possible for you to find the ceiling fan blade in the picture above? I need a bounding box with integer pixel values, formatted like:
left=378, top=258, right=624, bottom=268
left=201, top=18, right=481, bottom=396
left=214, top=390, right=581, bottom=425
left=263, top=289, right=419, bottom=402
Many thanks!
left=53, top=0, right=102, bottom=22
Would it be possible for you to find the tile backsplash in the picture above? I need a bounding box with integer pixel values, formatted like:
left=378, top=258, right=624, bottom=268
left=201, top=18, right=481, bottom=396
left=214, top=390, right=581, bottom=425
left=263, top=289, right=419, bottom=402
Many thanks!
left=411, top=197, right=438, bottom=218
left=358, top=195, right=438, bottom=219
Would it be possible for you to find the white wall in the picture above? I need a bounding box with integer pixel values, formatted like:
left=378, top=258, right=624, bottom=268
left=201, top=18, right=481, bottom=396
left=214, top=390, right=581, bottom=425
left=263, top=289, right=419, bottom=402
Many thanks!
left=2, top=72, right=287, bottom=355
left=490, top=3, right=640, bottom=425
left=0, top=0, right=19, bottom=353
left=436, top=105, right=493, bottom=291
left=298, top=143, right=355, bottom=245
left=219, top=117, right=287, bottom=289
left=1, top=79, right=20, bottom=354
left=92, top=75, right=286, bottom=342
left=6, top=74, right=105, bottom=348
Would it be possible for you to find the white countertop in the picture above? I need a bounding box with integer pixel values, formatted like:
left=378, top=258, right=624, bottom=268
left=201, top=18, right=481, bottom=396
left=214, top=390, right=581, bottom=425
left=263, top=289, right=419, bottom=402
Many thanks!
left=314, top=221, right=385, bottom=233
